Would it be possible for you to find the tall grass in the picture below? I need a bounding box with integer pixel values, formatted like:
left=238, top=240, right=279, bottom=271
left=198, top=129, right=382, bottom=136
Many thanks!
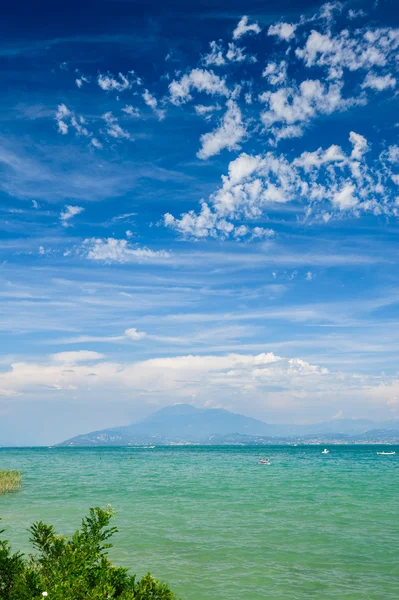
left=0, top=470, right=22, bottom=494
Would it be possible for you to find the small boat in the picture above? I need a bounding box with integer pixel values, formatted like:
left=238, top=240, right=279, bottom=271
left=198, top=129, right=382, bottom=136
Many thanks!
left=259, top=459, right=270, bottom=464
left=377, top=451, right=396, bottom=455
left=322, top=449, right=329, bottom=454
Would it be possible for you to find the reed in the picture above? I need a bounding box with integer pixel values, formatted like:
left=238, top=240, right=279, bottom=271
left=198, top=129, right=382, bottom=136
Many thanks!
left=0, top=470, right=22, bottom=494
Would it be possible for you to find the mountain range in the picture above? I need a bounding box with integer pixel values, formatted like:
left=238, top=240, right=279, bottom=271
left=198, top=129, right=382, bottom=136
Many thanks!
left=58, top=404, right=399, bottom=446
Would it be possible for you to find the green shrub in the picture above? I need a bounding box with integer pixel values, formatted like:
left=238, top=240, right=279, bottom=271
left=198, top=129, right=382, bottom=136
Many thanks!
left=0, top=507, right=177, bottom=600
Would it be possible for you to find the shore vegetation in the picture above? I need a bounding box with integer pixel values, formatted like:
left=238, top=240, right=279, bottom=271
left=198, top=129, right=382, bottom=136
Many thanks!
left=0, top=506, right=176, bottom=600
left=0, top=470, right=22, bottom=494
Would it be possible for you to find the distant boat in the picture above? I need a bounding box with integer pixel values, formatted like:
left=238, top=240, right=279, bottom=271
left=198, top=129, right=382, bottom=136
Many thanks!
left=377, top=451, right=396, bottom=455
left=259, top=458, right=270, bottom=464
left=322, top=449, right=329, bottom=454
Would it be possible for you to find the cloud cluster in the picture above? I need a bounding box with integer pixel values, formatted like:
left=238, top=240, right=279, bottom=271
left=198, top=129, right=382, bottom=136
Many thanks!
left=55, top=104, right=102, bottom=148
left=1, top=350, right=397, bottom=420
left=296, top=27, right=399, bottom=81
left=260, top=79, right=362, bottom=142
left=165, top=132, right=399, bottom=238
left=57, top=6, right=399, bottom=162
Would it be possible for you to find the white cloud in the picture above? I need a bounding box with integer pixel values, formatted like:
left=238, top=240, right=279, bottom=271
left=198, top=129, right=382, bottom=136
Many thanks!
left=125, top=327, right=147, bottom=340
left=251, top=227, right=275, bottom=240
left=233, top=16, right=261, bottom=40
left=102, top=112, right=133, bottom=140
left=79, top=238, right=170, bottom=263
left=260, top=80, right=362, bottom=139
left=194, top=104, right=221, bottom=117
left=122, top=105, right=141, bottom=117
left=262, top=61, right=288, bottom=85
left=91, top=138, right=103, bottom=149
left=1, top=350, right=396, bottom=420
left=203, top=41, right=226, bottom=66
left=169, top=69, right=230, bottom=105
left=75, top=75, right=89, bottom=88
left=332, top=183, right=358, bottom=210
left=60, top=205, right=84, bottom=227
left=197, top=100, right=246, bottom=159
left=164, top=201, right=230, bottom=239
left=51, top=351, right=104, bottom=363
left=55, top=104, right=91, bottom=138
left=349, top=131, right=368, bottom=160
left=226, top=43, right=247, bottom=63
left=142, top=89, right=166, bottom=120
left=296, top=28, right=399, bottom=80
left=362, top=73, right=396, bottom=91
left=203, top=41, right=254, bottom=66
left=55, top=104, right=71, bottom=135
left=165, top=131, right=399, bottom=238
left=97, top=72, right=132, bottom=92
left=348, top=8, right=366, bottom=20
left=268, top=22, right=297, bottom=41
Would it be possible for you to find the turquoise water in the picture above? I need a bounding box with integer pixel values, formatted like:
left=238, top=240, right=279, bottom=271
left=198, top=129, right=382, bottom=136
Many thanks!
left=0, top=446, right=398, bottom=599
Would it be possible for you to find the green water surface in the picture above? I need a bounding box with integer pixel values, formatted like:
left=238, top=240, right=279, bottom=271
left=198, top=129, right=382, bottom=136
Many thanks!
left=0, top=446, right=398, bottom=599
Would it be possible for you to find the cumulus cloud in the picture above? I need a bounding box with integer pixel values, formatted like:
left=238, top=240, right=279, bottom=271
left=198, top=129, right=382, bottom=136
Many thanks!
left=197, top=100, right=246, bottom=159
left=268, top=22, right=297, bottom=41
left=60, top=205, right=84, bottom=227
left=233, top=16, right=261, bottom=40
left=79, top=238, right=170, bottom=263
left=169, top=69, right=229, bottom=105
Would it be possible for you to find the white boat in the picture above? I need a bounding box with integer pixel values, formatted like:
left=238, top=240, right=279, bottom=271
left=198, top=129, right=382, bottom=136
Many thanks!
left=322, top=449, right=329, bottom=454
left=377, top=451, right=396, bottom=455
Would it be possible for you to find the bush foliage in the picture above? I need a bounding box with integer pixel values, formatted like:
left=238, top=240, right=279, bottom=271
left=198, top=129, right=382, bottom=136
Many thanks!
left=0, top=506, right=176, bottom=600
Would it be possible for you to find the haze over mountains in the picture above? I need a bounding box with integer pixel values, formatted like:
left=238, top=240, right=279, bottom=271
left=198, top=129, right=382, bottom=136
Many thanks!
left=59, top=404, right=399, bottom=446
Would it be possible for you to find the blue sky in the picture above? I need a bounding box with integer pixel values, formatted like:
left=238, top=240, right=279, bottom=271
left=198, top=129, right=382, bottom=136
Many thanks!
left=1, top=0, right=399, bottom=444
